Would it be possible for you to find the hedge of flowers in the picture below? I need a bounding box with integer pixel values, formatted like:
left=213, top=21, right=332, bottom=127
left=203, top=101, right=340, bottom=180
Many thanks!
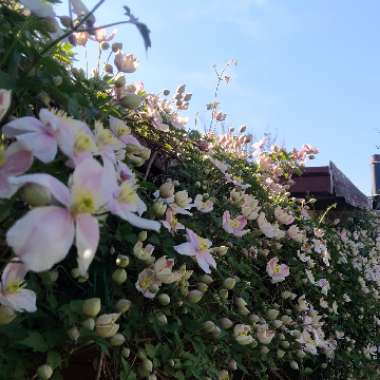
left=1, top=1, right=380, bottom=379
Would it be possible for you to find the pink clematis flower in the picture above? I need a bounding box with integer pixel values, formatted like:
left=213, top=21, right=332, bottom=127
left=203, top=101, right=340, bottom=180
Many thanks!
left=103, top=160, right=160, bottom=231
left=0, top=142, right=33, bottom=198
left=174, top=229, right=216, bottom=273
left=0, top=262, right=36, bottom=313
left=266, top=257, right=289, bottom=283
left=222, top=211, right=249, bottom=237
left=162, top=209, right=185, bottom=234
left=3, top=109, right=74, bottom=163
left=6, top=158, right=111, bottom=275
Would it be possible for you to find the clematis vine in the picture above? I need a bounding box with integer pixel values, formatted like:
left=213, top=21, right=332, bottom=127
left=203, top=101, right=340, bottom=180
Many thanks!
left=266, top=257, right=289, bottom=283
left=0, top=142, right=33, bottom=198
left=6, top=158, right=110, bottom=275
left=0, top=262, right=36, bottom=313
left=222, top=211, right=249, bottom=237
left=3, top=109, right=74, bottom=163
left=174, top=229, right=216, bottom=273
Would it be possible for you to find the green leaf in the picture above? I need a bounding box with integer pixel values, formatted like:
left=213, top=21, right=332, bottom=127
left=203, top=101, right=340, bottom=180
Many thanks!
left=47, top=351, right=61, bottom=369
left=18, top=331, right=48, bottom=352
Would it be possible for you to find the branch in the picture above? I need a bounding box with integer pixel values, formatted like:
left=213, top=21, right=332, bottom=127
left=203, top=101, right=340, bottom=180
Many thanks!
left=39, top=0, right=106, bottom=57
left=144, top=150, right=158, bottom=180
left=95, top=351, right=105, bottom=380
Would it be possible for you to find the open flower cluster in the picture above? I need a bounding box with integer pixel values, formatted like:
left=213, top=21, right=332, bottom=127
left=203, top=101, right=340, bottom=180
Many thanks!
left=0, top=2, right=380, bottom=380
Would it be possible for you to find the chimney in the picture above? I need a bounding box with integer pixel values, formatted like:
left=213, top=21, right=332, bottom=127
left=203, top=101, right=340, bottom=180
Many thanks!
left=371, top=154, right=380, bottom=196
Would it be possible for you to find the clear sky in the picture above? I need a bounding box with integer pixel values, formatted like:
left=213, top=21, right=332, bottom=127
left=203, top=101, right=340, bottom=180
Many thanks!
left=58, top=0, right=380, bottom=195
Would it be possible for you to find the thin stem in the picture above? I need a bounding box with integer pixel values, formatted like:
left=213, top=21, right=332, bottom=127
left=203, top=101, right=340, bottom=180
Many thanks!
left=39, top=0, right=106, bottom=59
left=77, top=20, right=133, bottom=33
left=95, top=351, right=105, bottom=380
left=144, top=150, right=158, bottom=180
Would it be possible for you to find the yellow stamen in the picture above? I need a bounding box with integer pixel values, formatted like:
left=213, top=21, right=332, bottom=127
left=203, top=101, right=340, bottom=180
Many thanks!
left=71, top=189, right=96, bottom=214
left=118, top=182, right=138, bottom=204
left=74, top=132, right=96, bottom=153
left=198, top=238, right=209, bottom=252
left=5, top=280, right=24, bottom=294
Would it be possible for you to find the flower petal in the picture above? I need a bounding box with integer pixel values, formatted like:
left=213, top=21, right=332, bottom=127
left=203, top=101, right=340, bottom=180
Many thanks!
left=174, top=242, right=195, bottom=257
left=75, top=214, right=99, bottom=275
left=17, top=132, right=58, bottom=163
left=1, top=262, right=27, bottom=287
left=1, top=289, right=37, bottom=313
left=114, top=207, right=161, bottom=231
left=9, top=173, right=70, bottom=206
left=3, top=117, right=43, bottom=136
left=6, top=206, right=74, bottom=272
left=3, top=142, right=33, bottom=176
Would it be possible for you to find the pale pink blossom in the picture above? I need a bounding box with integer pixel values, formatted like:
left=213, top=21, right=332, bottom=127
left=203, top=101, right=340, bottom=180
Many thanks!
left=114, top=52, right=139, bottom=73
left=174, top=229, right=216, bottom=273
left=266, top=257, right=289, bottom=283
left=94, top=28, right=116, bottom=43
left=6, top=158, right=111, bottom=275
left=194, top=194, right=214, bottom=213
left=274, top=207, right=295, bottom=225
left=3, top=109, right=74, bottom=163
left=0, top=143, right=33, bottom=198
left=257, top=212, right=285, bottom=240
left=162, top=209, right=184, bottom=233
left=0, top=262, right=36, bottom=313
left=222, top=211, right=249, bottom=237
left=104, top=160, right=160, bottom=231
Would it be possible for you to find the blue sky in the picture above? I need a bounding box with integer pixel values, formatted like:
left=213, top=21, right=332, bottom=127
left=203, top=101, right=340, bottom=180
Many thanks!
left=58, top=0, right=380, bottom=194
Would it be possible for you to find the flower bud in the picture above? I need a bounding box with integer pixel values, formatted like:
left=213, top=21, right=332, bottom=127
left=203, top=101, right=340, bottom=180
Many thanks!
left=160, top=182, right=175, bottom=198
left=37, top=364, right=53, bottom=380
left=112, top=268, right=127, bottom=285
left=122, top=347, right=131, bottom=358
left=220, top=317, right=233, bottom=329
left=82, top=298, right=101, bottom=318
left=281, top=340, right=290, bottom=349
left=114, top=75, right=126, bottom=88
left=96, top=313, right=120, bottom=338
left=219, top=288, right=229, bottom=299
left=277, top=349, right=286, bottom=359
left=115, top=299, right=132, bottom=314
left=260, top=346, right=270, bottom=355
left=110, top=333, right=125, bottom=346
left=156, top=312, right=168, bottom=325
left=228, top=360, right=237, bottom=371
left=223, top=277, right=236, bottom=290
left=116, top=255, right=130, bottom=268
left=158, top=293, right=171, bottom=306
left=200, top=274, right=213, bottom=284
left=148, top=375, right=157, bottom=380
left=202, top=321, right=216, bottom=333
left=248, top=314, right=260, bottom=323
left=81, top=318, right=95, bottom=331
left=188, top=290, right=203, bottom=303
left=20, top=183, right=52, bottom=207
left=142, top=358, right=153, bottom=373
left=71, top=267, right=80, bottom=279
left=238, top=306, right=250, bottom=316
left=112, top=42, right=123, bottom=52
left=138, top=231, right=148, bottom=241
left=197, top=282, right=208, bottom=292
left=67, top=326, right=80, bottom=341
left=267, top=309, right=280, bottom=320
left=59, top=16, right=72, bottom=27
left=272, top=320, right=283, bottom=329
left=290, top=361, right=299, bottom=371
left=104, top=64, right=114, bottom=74
left=235, top=297, right=247, bottom=308
left=211, top=326, right=221, bottom=338
left=297, top=350, right=306, bottom=359
left=0, top=305, right=16, bottom=325
left=100, top=41, right=110, bottom=50
left=152, top=201, right=167, bottom=217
